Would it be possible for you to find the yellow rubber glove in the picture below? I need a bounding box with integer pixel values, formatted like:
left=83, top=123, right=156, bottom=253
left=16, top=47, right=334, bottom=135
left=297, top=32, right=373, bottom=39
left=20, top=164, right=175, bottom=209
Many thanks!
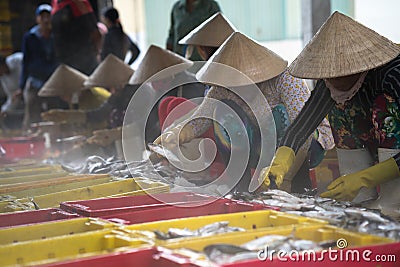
left=320, top=158, right=400, bottom=201
left=153, top=124, right=195, bottom=147
left=87, top=127, right=121, bottom=147
left=41, top=109, right=86, bottom=124
left=258, top=146, right=295, bottom=189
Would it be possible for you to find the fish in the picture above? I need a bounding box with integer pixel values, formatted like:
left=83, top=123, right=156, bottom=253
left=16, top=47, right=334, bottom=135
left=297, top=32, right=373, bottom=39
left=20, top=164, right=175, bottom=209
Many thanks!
left=153, top=228, right=196, bottom=240
left=147, top=143, right=180, bottom=162
left=204, top=244, right=251, bottom=255
left=227, top=189, right=400, bottom=240
left=197, top=221, right=229, bottom=235
left=28, top=197, right=40, bottom=210
left=61, top=155, right=126, bottom=174
left=6, top=200, right=37, bottom=211
left=241, top=234, right=290, bottom=251
left=288, top=239, right=322, bottom=251
left=0, top=195, right=16, bottom=201
left=345, top=208, right=389, bottom=223
left=260, top=199, right=314, bottom=211
left=318, top=240, right=338, bottom=249
left=168, top=228, right=196, bottom=238
left=203, top=244, right=252, bottom=264
left=153, top=222, right=245, bottom=240
left=227, top=251, right=259, bottom=263
left=153, top=230, right=170, bottom=240
left=201, top=233, right=325, bottom=265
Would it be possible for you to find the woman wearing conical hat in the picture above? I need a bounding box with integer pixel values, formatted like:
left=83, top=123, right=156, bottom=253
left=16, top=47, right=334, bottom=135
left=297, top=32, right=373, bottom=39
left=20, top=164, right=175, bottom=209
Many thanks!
left=38, top=64, right=110, bottom=110
left=42, top=45, right=195, bottom=147
left=154, top=31, right=334, bottom=193
left=38, top=64, right=110, bottom=132
left=179, top=12, right=236, bottom=61
left=41, top=54, right=135, bottom=146
left=84, top=54, right=135, bottom=93
left=41, top=54, right=133, bottom=131
left=260, top=11, right=400, bottom=216
left=158, top=12, right=235, bottom=133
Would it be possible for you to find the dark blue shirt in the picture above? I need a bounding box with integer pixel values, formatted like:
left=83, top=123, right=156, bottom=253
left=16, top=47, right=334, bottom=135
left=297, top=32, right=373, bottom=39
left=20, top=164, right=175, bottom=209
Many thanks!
left=20, top=25, right=58, bottom=89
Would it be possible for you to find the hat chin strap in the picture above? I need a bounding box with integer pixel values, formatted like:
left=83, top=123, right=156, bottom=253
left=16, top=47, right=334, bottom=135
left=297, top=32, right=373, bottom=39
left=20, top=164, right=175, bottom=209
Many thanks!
left=324, top=71, right=367, bottom=105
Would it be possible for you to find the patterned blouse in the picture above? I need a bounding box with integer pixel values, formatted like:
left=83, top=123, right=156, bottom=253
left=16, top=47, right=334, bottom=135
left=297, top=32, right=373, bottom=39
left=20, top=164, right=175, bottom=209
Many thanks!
left=280, top=55, right=400, bottom=168
left=186, top=69, right=335, bottom=154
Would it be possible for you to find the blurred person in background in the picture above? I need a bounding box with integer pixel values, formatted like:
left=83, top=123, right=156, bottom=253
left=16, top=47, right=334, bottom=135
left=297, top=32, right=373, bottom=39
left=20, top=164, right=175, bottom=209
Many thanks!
left=166, top=0, right=220, bottom=61
left=37, top=64, right=110, bottom=139
left=100, top=6, right=140, bottom=65
left=41, top=54, right=136, bottom=148
left=51, top=0, right=101, bottom=75
left=179, top=12, right=235, bottom=61
left=38, top=64, right=110, bottom=112
left=159, top=12, right=235, bottom=132
left=20, top=4, right=62, bottom=131
left=42, top=45, right=197, bottom=151
left=0, top=53, right=24, bottom=130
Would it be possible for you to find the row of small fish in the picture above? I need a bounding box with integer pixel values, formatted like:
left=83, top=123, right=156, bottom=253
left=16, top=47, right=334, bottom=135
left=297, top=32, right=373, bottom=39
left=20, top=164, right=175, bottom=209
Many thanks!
left=61, top=155, right=127, bottom=174
left=154, top=221, right=245, bottom=240
left=203, top=230, right=333, bottom=264
left=230, top=190, right=400, bottom=240
left=4, top=199, right=39, bottom=211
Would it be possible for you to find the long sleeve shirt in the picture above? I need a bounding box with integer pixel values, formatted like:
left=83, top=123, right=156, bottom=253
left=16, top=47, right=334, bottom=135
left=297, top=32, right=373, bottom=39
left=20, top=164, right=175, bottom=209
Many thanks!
left=166, top=0, right=220, bottom=60
left=0, top=53, right=24, bottom=114
left=20, top=25, right=58, bottom=89
left=101, top=26, right=140, bottom=65
left=51, top=0, right=99, bottom=74
left=186, top=69, right=335, bottom=154
left=280, top=55, right=400, bottom=168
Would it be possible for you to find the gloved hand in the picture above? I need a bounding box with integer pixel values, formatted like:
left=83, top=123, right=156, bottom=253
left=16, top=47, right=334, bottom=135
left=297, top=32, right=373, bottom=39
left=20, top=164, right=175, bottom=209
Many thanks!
left=258, top=146, right=295, bottom=190
left=41, top=109, right=86, bottom=124
left=87, top=127, right=122, bottom=147
left=153, top=124, right=195, bottom=147
left=321, top=158, right=400, bottom=201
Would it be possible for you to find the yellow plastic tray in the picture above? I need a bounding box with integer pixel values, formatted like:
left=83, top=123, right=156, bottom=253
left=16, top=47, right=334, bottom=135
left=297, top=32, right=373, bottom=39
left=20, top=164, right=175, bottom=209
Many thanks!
left=0, top=229, right=153, bottom=267
left=0, top=161, right=46, bottom=171
left=164, top=224, right=395, bottom=251
left=0, top=174, right=112, bottom=196
left=125, top=209, right=327, bottom=244
left=0, top=171, right=69, bottom=186
left=1, top=178, right=169, bottom=212
left=0, top=217, right=116, bottom=245
left=0, top=165, right=64, bottom=178
left=111, top=178, right=170, bottom=197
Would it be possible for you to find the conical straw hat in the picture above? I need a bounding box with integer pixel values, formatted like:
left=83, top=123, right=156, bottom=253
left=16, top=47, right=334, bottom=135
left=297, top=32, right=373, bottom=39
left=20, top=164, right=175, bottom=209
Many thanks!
left=196, top=32, right=287, bottom=87
left=289, top=11, right=400, bottom=79
left=38, top=64, right=87, bottom=97
left=128, top=45, right=193, bottom=85
left=178, top=12, right=236, bottom=47
left=84, top=54, right=134, bottom=89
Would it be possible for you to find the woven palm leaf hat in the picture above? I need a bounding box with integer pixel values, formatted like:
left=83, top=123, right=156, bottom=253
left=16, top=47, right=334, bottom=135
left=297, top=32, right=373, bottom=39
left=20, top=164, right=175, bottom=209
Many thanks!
left=289, top=11, right=400, bottom=79
left=39, top=64, right=88, bottom=97
left=128, top=45, right=193, bottom=85
left=196, top=31, right=287, bottom=87
left=178, top=12, right=236, bottom=47
left=84, top=54, right=134, bottom=89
